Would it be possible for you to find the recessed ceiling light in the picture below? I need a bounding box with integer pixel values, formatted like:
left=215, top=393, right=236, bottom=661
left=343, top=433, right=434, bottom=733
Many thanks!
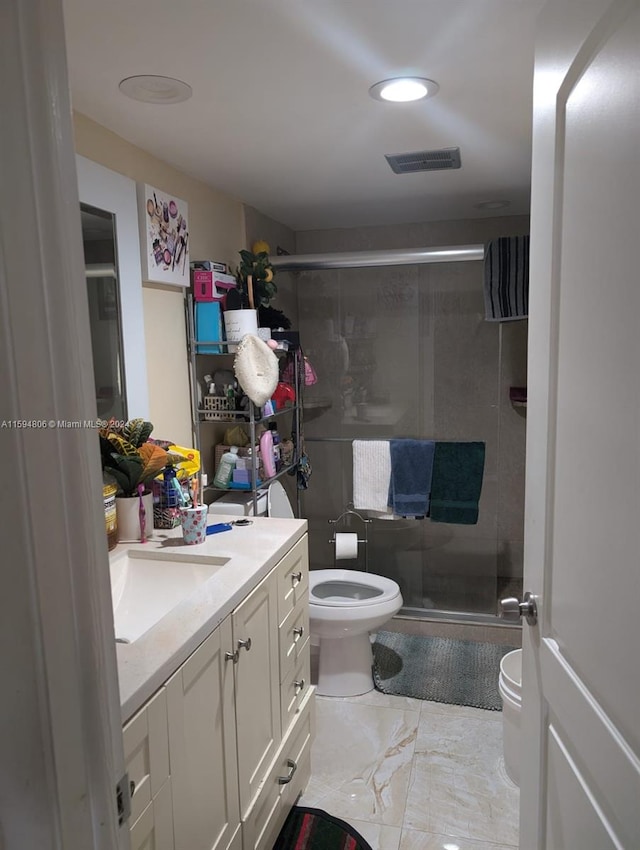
left=474, top=200, right=511, bottom=210
left=118, top=75, right=193, bottom=104
left=369, top=77, right=439, bottom=103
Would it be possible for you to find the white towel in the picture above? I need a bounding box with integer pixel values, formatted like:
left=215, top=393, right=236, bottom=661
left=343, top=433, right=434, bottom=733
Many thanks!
left=353, top=440, right=392, bottom=513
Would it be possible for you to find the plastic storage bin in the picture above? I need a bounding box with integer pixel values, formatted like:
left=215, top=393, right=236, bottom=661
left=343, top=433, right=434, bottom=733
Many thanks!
left=499, top=648, right=522, bottom=786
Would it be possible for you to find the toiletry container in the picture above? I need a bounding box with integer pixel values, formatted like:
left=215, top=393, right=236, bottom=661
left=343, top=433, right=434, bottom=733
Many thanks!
left=262, top=398, right=275, bottom=417
left=103, top=475, right=118, bottom=551
left=259, top=430, right=276, bottom=479
left=268, top=422, right=281, bottom=470
left=213, top=446, right=239, bottom=488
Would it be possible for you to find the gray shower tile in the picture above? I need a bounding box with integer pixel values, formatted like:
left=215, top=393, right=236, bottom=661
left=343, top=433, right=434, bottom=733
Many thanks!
left=382, top=618, right=521, bottom=649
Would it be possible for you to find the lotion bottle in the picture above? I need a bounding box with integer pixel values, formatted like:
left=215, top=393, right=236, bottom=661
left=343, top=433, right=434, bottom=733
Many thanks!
left=259, top=430, right=276, bottom=479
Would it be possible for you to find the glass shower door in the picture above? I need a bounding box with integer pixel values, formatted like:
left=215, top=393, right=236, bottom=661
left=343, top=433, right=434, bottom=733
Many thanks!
left=283, top=257, right=525, bottom=620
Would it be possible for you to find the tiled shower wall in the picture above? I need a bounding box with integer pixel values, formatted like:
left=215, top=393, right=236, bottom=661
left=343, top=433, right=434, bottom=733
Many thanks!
left=286, top=215, right=528, bottom=616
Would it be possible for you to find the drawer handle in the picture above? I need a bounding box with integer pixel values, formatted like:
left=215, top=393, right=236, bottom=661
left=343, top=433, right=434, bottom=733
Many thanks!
left=294, top=678, right=305, bottom=694
left=291, top=571, right=303, bottom=585
left=293, top=626, right=304, bottom=640
left=237, top=637, right=252, bottom=652
left=129, top=779, right=136, bottom=797
left=278, top=758, right=297, bottom=785
left=225, top=650, right=239, bottom=663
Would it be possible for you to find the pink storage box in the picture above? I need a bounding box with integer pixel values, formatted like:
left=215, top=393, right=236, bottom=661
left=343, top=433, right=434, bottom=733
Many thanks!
left=192, top=270, right=237, bottom=303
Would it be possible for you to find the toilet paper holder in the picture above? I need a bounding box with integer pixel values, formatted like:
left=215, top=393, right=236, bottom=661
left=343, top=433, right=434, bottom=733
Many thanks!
left=328, top=503, right=371, bottom=571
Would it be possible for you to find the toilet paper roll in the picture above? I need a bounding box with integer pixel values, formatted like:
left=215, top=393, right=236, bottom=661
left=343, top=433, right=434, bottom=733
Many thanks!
left=335, top=532, right=358, bottom=560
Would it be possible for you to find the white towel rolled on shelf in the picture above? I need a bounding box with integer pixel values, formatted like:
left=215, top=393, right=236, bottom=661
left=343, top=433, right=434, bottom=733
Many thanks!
left=352, top=440, right=392, bottom=514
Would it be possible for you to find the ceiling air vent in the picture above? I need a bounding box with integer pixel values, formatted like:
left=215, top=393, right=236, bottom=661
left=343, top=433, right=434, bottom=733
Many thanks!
left=385, top=147, right=461, bottom=174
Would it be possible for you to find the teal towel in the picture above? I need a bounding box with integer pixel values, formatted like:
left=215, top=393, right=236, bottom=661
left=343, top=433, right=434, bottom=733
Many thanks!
left=430, top=442, right=485, bottom=525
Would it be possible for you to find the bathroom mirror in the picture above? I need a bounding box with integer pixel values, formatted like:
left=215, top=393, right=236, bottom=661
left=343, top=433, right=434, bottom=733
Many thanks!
left=76, top=155, right=149, bottom=419
left=81, top=204, right=127, bottom=420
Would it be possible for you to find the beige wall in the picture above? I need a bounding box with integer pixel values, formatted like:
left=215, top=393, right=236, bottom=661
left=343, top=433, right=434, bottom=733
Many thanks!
left=73, top=112, right=246, bottom=446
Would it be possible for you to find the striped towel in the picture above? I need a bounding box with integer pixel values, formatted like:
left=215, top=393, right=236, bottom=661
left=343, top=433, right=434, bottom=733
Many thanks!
left=483, top=235, right=530, bottom=321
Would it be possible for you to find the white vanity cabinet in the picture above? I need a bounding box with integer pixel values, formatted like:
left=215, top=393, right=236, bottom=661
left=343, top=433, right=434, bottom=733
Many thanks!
left=122, top=532, right=313, bottom=850
left=122, top=688, right=173, bottom=850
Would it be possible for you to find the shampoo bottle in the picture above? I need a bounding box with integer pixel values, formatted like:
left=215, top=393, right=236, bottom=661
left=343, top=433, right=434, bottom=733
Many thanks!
left=213, top=446, right=238, bottom=488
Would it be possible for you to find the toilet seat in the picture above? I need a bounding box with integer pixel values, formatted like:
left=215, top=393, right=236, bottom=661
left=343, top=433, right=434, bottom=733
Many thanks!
left=267, top=480, right=294, bottom=518
left=309, top=569, right=401, bottom=607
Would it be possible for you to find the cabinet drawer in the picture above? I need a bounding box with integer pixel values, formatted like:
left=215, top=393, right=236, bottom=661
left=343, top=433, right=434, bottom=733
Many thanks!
left=129, top=778, right=173, bottom=850
left=280, top=649, right=311, bottom=737
left=276, top=536, right=309, bottom=627
left=123, top=687, right=170, bottom=827
left=279, top=600, right=310, bottom=680
left=242, top=688, right=315, bottom=850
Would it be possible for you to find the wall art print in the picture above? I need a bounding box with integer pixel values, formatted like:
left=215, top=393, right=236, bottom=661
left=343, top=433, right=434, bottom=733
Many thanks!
left=138, top=183, right=190, bottom=286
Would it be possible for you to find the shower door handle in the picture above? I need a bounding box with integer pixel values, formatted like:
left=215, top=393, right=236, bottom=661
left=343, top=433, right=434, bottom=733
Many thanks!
left=500, top=592, right=537, bottom=626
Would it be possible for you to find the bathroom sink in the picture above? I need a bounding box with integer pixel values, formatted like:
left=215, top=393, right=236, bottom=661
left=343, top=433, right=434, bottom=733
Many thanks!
left=109, top=548, right=229, bottom=644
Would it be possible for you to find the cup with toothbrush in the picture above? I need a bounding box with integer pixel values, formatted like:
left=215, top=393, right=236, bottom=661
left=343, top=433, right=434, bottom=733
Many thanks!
left=180, top=475, right=207, bottom=544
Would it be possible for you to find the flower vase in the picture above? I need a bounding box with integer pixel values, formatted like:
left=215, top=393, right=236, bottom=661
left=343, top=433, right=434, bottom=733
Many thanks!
left=223, top=308, right=258, bottom=352
left=115, top=491, right=154, bottom=542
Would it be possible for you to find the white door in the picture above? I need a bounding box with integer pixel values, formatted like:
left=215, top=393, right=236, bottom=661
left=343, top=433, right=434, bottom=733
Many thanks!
left=521, top=1, right=640, bottom=847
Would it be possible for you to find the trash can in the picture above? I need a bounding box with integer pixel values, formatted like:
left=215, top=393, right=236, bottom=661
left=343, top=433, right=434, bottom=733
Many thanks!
left=499, top=648, right=522, bottom=786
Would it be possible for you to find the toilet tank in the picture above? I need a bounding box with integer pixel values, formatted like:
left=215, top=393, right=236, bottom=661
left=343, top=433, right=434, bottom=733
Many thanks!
left=208, top=490, right=268, bottom=517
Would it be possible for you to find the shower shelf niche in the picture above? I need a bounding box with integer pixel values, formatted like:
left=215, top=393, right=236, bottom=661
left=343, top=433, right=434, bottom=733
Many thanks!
left=509, top=387, right=527, bottom=409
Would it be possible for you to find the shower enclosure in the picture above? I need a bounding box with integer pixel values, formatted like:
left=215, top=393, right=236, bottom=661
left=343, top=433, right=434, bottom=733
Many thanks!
left=273, top=246, right=527, bottom=622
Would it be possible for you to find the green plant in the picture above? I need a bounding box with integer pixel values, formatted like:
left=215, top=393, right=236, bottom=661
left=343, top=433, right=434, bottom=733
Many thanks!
left=235, top=246, right=277, bottom=308
left=99, top=418, right=178, bottom=497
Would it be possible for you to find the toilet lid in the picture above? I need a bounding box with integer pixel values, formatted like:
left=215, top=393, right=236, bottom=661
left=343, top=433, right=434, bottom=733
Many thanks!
left=267, top=480, right=294, bottom=518
left=309, top=569, right=401, bottom=607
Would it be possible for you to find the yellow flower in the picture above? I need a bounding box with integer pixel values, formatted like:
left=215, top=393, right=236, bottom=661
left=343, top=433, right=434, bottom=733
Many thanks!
left=251, top=239, right=270, bottom=255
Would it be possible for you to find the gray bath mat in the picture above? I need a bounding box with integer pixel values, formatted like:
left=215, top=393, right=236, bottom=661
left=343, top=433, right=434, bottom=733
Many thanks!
left=372, top=631, right=518, bottom=711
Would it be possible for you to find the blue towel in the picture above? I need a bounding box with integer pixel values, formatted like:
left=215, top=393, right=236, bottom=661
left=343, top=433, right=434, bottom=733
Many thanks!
left=484, top=235, right=529, bottom=321
left=430, top=442, right=485, bottom=525
left=387, top=439, right=435, bottom=518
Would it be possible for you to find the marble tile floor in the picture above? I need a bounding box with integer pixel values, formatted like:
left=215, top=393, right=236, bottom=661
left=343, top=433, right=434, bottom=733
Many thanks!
left=298, top=689, right=519, bottom=850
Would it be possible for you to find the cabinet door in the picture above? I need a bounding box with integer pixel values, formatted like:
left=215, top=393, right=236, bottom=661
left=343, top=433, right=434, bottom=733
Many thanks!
left=129, top=780, right=174, bottom=850
left=232, top=570, right=281, bottom=816
left=166, top=617, right=240, bottom=850
left=123, top=688, right=170, bottom=828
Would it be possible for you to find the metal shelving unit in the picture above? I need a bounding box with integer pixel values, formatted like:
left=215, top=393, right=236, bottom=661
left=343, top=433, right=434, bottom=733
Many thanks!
left=185, top=294, right=302, bottom=517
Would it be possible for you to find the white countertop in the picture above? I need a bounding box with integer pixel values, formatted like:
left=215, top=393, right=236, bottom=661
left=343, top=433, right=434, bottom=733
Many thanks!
left=111, top=514, right=307, bottom=723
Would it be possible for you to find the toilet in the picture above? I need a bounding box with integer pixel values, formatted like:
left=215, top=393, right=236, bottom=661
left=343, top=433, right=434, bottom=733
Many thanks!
left=262, top=487, right=403, bottom=697
left=309, top=568, right=403, bottom=697
left=499, top=648, right=522, bottom=785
